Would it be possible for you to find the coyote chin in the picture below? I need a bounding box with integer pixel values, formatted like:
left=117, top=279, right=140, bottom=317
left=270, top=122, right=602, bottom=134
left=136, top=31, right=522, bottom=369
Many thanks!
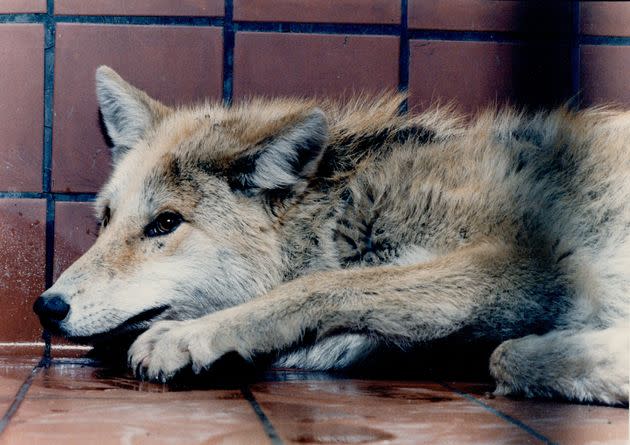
left=34, top=66, right=629, bottom=405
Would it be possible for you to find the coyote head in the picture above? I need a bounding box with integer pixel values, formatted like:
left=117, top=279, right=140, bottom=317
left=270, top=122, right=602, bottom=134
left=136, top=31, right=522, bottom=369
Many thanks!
left=34, top=66, right=329, bottom=342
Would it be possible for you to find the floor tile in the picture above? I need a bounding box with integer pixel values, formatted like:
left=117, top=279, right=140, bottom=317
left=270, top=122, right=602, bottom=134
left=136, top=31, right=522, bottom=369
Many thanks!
left=1, top=360, right=624, bottom=445
left=251, top=379, right=540, bottom=444
left=0, top=356, right=39, bottom=416
left=2, top=363, right=270, bottom=445
left=450, top=383, right=629, bottom=445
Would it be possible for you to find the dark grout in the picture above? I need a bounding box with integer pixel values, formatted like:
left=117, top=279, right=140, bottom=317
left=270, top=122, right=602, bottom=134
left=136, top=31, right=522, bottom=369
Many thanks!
left=0, top=191, right=97, bottom=200
left=439, top=382, right=558, bottom=445
left=42, top=0, right=57, bottom=353
left=407, top=29, right=575, bottom=44
left=222, top=0, right=234, bottom=104
left=0, top=356, right=47, bottom=436
left=398, top=0, right=409, bottom=113
left=570, top=1, right=581, bottom=103
left=580, top=35, right=630, bottom=46
left=233, top=21, right=400, bottom=35
left=240, top=385, right=284, bottom=445
left=0, top=11, right=623, bottom=43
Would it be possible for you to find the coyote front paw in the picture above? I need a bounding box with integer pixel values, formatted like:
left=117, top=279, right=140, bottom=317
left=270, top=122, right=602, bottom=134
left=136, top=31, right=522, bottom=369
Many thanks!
left=128, top=317, right=234, bottom=382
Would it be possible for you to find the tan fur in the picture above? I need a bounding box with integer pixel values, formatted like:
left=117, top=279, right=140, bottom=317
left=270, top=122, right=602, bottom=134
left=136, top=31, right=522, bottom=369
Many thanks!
left=37, top=66, right=629, bottom=405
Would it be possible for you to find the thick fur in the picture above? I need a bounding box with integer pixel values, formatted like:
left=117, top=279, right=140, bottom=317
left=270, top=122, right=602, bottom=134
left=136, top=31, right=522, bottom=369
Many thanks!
left=40, top=66, right=629, bottom=405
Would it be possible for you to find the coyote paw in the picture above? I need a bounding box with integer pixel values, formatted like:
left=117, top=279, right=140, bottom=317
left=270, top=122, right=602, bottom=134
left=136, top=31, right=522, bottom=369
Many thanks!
left=128, top=317, right=233, bottom=382
left=489, top=339, right=522, bottom=397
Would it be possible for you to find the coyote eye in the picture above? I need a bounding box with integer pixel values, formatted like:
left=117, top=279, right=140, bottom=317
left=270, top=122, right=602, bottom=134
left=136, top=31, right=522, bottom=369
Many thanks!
left=145, top=212, right=183, bottom=237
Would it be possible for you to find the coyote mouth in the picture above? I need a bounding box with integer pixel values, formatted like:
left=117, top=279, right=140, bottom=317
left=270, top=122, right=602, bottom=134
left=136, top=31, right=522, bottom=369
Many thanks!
left=119, top=305, right=170, bottom=329
left=68, top=305, right=170, bottom=344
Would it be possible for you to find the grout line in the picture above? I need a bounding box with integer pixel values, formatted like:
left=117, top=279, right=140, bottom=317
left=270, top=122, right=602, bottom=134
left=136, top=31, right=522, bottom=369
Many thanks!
left=42, top=0, right=56, bottom=352
left=570, top=1, right=581, bottom=106
left=440, top=382, right=557, bottom=445
left=0, top=14, right=45, bottom=23
left=42, top=0, right=55, bottom=197
left=414, top=29, right=587, bottom=44
left=240, top=385, right=284, bottom=445
left=408, top=29, right=574, bottom=44
left=0, top=13, right=624, bottom=45
left=222, top=0, right=234, bottom=104
left=234, top=21, right=400, bottom=36
left=0, top=14, right=223, bottom=26
left=0, top=356, right=46, bottom=436
left=580, top=35, right=630, bottom=46
left=0, top=191, right=96, bottom=201
left=398, top=0, right=409, bottom=113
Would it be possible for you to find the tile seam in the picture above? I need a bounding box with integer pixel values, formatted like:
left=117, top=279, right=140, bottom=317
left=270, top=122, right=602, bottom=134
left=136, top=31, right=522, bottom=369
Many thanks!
left=398, top=0, right=409, bottom=113
left=408, top=29, right=574, bottom=44
left=234, top=22, right=400, bottom=35
left=42, top=0, right=55, bottom=356
left=0, top=15, right=620, bottom=44
left=439, top=382, right=558, bottom=445
left=0, top=356, right=46, bottom=435
left=571, top=1, right=581, bottom=105
left=222, top=0, right=234, bottom=103
left=580, top=36, right=630, bottom=45
left=0, top=192, right=96, bottom=200
left=240, top=385, right=284, bottom=445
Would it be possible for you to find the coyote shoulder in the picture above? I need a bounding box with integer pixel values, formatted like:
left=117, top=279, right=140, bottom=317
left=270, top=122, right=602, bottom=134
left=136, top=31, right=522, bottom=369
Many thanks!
left=34, top=66, right=629, bottom=405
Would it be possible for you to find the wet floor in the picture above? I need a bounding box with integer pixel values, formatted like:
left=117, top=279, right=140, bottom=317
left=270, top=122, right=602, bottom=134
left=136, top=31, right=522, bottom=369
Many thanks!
left=0, top=353, right=627, bottom=444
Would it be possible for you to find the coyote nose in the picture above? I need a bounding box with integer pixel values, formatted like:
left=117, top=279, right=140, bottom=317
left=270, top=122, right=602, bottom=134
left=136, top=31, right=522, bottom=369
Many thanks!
left=33, top=294, right=70, bottom=322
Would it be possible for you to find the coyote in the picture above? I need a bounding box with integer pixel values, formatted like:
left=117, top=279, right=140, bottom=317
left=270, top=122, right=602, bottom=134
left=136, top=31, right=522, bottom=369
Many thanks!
left=34, top=66, right=629, bottom=405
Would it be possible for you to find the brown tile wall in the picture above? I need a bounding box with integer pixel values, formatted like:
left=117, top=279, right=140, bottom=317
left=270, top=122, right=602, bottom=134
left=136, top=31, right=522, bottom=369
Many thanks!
left=233, top=32, right=399, bottom=99
left=52, top=24, right=223, bottom=193
left=0, top=1, right=628, bottom=343
left=0, top=0, right=46, bottom=13
left=55, top=0, right=224, bottom=17
left=233, top=0, right=400, bottom=25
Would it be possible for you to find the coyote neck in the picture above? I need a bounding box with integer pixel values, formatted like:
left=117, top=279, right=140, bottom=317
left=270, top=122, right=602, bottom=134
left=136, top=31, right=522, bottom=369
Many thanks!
left=275, top=187, right=344, bottom=282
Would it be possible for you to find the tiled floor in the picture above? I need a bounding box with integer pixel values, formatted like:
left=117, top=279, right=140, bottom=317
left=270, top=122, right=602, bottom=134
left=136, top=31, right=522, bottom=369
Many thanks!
left=0, top=350, right=627, bottom=445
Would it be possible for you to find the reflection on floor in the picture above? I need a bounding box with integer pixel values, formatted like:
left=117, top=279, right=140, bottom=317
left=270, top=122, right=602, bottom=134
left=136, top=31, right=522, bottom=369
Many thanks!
left=0, top=352, right=627, bottom=444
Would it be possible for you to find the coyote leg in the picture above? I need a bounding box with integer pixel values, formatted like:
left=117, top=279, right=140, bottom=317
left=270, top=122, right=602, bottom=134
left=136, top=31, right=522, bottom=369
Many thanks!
left=129, top=242, right=558, bottom=382
left=490, top=326, right=629, bottom=405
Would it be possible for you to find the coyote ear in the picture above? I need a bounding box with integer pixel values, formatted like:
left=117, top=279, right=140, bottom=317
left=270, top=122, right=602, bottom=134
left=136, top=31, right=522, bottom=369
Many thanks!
left=229, top=109, right=328, bottom=192
left=95, top=66, right=168, bottom=162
